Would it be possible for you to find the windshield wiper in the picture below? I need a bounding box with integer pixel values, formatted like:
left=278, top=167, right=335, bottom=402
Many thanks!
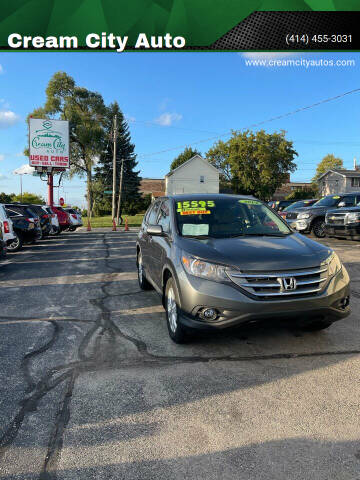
left=243, top=232, right=292, bottom=237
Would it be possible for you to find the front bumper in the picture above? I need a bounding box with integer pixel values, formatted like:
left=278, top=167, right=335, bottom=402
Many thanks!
left=176, top=267, right=350, bottom=330
left=326, top=224, right=360, bottom=238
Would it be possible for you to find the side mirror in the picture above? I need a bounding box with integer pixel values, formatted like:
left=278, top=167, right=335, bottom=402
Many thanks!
left=146, top=224, right=163, bottom=236
left=338, top=201, right=346, bottom=208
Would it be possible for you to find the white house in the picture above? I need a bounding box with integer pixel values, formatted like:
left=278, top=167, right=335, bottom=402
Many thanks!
left=165, top=155, right=220, bottom=195
left=317, top=169, right=360, bottom=196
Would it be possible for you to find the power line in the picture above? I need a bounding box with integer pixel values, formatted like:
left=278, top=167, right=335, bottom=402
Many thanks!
left=135, top=88, right=360, bottom=159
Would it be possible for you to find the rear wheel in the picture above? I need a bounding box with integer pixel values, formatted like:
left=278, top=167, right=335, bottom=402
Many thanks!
left=301, top=320, right=332, bottom=331
left=312, top=218, right=326, bottom=238
left=69, top=226, right=76, bottom=232
left=165, top=277, right=188, bottom=343
left=7, top=232, right=23, bottom=252
left=137, top=251, right=153, bottom=290
left=35, top=230, right=43, bottom=240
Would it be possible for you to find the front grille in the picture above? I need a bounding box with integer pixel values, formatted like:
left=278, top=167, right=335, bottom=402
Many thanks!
left=326, top=213, right=346, bottom=226
left=227, top=266, right=328, bottom=300
left=286, top=212, right=298, bottom=220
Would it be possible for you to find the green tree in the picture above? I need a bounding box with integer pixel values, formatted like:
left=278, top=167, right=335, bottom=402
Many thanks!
left=170, top=147, right=201, bottom=171
left=11, top=192, right=45, bottom=204
left=94, top=102, right=141, bottom=217
left=207, top=130, right=297, bottom=200
left=312, top=154, right=344, bottom=183
left=26, top=71, right=106, bottom=219
left=206, top=140, right=232, bottom=192
left=0, top=192, right=15, bottom=203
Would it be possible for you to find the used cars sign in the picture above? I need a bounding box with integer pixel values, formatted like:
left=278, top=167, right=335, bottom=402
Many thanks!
left=29, top=118, right=69, bottom=169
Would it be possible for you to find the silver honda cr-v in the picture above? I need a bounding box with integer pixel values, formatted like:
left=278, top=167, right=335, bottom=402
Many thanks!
left=136, top=194, right=350, bottom=343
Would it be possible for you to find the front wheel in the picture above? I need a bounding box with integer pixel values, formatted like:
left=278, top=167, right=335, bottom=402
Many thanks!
left=312, top=219, right=326, bottom=238
left=7, top=232, right=23, bottom=252
left=165, top=277, right=188, bottom=343
left=137, top=251, right=153, bottom=290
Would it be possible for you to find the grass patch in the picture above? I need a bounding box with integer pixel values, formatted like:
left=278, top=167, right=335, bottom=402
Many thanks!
left=83, top=214, right=144, bottom=228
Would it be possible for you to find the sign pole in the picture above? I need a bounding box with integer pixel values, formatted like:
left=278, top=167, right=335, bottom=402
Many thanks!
left=47, top=172, right=54, bottom=206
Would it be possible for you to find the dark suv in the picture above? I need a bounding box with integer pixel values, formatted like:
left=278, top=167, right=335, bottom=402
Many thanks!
left=4, top=204, right=41, bottom=251
left=325, top=198, right=360, bottom=239
left=29, top=204, right=52, bottom=238
left=292, top=193, right=360, bottom=238
left=136, top=194, right=350, bottom=343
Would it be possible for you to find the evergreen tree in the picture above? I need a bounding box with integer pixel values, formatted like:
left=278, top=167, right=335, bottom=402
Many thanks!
left=94, top=102, right=141, bottom=216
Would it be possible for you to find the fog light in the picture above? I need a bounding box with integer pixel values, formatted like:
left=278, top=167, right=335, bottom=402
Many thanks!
left=340, top=296, right=350, bottom=309
left=201, top=308, right=218, bottom=321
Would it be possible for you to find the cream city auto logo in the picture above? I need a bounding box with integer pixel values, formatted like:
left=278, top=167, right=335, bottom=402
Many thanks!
left=31, top=120, right=66, bottom=154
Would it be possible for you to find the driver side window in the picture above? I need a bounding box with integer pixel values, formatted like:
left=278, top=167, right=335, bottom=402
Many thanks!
left=147, top=202, right=161, bottom=225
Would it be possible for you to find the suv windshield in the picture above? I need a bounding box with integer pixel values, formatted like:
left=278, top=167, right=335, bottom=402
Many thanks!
left=313, top=196, right=341, bottom=207
left=175, top=197, right=291, bottom=238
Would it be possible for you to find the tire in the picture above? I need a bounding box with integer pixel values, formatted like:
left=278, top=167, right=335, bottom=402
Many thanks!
left=165, top=277, right=188, bottom=343
left=69, top=226, right=76, bottom=232
left=137, top=250, right=153, bottom=290
left=54, top=227, right=61, bottom=235
left=35, top=230, right=43, bottom=240
left=7, top=232, right=23, bottom=252
left=301, top=320, right=332, bottom=332
left=312, top=218, right=326, bottom=238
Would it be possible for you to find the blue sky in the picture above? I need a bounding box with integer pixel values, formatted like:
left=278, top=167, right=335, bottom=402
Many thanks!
left=0, top=51, right=359, bottom=207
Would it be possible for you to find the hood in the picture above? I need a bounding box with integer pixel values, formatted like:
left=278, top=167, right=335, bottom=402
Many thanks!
left=177, top=233, right=331, bottom=271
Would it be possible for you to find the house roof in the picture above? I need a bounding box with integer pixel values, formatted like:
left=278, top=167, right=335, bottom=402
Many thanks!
left=317, top=169, right=360, bottom=181
left=165, top=155, right=220, bottom=178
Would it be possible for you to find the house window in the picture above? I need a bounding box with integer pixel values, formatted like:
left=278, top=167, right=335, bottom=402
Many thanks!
left=351, top=177, right=360, bottom=187
left=200, top=175, right=205, bottom=183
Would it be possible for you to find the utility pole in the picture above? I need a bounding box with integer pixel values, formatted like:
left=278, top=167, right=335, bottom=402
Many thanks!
left=111, top=114, right=117, bottom=220
left=116, top=158, right=124, bottom=225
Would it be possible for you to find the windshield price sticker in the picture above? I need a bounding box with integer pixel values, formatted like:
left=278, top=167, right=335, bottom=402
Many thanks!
left=177, top=200, right=215, bottom=213
left=238, top=199, right=262, bottom=205
left=333, top=196, right=340, bottom=199
left=180, top=209, right=211, bottom=215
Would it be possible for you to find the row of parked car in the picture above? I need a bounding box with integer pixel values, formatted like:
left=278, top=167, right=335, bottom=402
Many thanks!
left=269, top=192, right=360, bottom=239
left=0, top=203, right=83, bottom=258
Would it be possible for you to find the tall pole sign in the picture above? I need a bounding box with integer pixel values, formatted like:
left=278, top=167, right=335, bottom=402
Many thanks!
left=29, top=118, right=70, bottom=206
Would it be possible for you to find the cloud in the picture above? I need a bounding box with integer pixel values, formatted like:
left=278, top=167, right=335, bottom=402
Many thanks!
left=13, top=164, right=35, bottom=175
left=154, top=112, right=182, bottom=126
left=0, top=64, right=3, bottom=74
left=0, top=154, right=4, bottom=161
left=0, top=110, right=20, bottom=129
left=241, top=52, right=300, bottom=60
left=125, top=114, right=136, bottom=123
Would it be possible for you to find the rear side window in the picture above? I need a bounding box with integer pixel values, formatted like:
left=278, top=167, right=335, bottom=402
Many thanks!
left=66, top=209, right=76, bottom=214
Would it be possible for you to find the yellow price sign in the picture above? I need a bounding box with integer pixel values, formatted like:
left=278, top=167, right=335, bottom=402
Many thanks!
left=180, top=209, right=211, bottom=216
left=238, top=199, right=262, bottom=205
left=177, top=200, right=215, bottom=213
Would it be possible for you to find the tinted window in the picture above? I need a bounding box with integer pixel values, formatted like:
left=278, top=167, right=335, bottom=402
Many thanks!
left=5, top=205, right=28, bottom=217
left=147, top=202, right=161, bottom=225
left=342, top=195, right=356, bottom=206
left=158, top=201, right=171, bottom=233
left=313, top=196, right=341, bottom=207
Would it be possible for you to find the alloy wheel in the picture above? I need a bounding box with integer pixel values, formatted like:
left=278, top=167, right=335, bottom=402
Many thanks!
left=167, top=287, right=178, bottom=333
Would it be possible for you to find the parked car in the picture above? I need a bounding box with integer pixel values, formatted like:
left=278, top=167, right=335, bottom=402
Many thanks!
left=42, top=206, right=60, bottom=235
left=64, top=208, right=83, bottom=231
left=136, top=194, right=350, bottom=343
left=268, top=200, right=297, bottom=212
left=0, top=204, right=16, bottom=246
left=0, top=232, right=6, bottom=260
left=51, top=205, right=71, bottom=231
left=325, top=199, right=360, bottom=240
left=294, top=192, right=360, bottom=238
left=3, top=204, right=40, bottom=251
left=28, top=204, right=52, bottom=238
left=278, top=199, right=318, bottom=222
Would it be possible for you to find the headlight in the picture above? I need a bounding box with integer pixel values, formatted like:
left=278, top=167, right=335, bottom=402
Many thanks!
left=321, top=252, right=342, bottom=278
left=346, top=212, right=360, bottom=224
left=181, top=253, right=228, bottom=282
left=298, top=212, right=311, bottom=219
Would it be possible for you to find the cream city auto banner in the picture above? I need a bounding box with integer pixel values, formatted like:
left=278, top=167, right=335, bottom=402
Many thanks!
left=29, top=118, right=69, bottom=169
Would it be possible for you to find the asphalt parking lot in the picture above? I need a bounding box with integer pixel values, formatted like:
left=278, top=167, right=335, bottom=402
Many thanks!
left=0, top=230, right=359, bottom=479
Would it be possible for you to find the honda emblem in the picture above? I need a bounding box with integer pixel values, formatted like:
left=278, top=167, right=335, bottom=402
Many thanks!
left=278, top=277, right=297, bottom=291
